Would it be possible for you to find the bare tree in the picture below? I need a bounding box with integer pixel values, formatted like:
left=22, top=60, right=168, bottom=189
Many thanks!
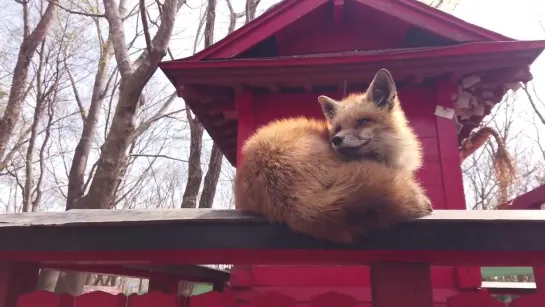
left=22, top=37, right=62, bottom=212
left=245, top=0, right=261, bottom=23
left=65, top=14, right=116, bottom=211
left=197, top=0, right=257, bottom=209
left=80, top=0, right=184, bottom=209
left=181, top=0, right=217, bottom=209
left=52, top=0, right=186, bottom=295
left=0, top=0, right=58, bottom=162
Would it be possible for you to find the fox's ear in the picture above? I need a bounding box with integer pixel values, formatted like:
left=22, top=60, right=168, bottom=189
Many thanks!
left=367, top=69, right=397, bottom=110
left=318, top=95, right=340, bottom=121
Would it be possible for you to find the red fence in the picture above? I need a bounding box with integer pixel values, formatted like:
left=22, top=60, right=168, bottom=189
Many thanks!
left=2, top=188, right=545, bottom=307
left=15, top=290, right=545, bottom=307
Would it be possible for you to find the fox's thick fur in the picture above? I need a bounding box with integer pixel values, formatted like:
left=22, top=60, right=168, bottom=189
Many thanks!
left=235, top=69, right=432, bottom=243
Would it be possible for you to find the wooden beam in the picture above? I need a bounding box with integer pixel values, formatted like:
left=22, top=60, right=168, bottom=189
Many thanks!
left=168, top=58, right=532, bottom=88
left=332, top=0, right=344, bottom=26
left=180, top=85, right=233, bottom=103
left=222, top=110, right=238, bottom=119
left=203, top=100, right=236, bottom=114
left=267, top=83, right=280, bottom=93
left=1, top=210, right=545, bottom=266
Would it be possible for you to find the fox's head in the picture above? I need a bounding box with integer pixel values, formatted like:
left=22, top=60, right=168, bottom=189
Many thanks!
left=317, top=69, right=422, bottom=171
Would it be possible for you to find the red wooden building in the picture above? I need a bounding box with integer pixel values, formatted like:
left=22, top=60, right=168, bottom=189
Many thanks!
left=158, top=0, right=545, bottom=305
left=2, top=0, right=545, bottom=307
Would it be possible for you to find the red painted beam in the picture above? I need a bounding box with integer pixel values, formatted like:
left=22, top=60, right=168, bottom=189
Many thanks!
left=160, top=41, right=545, bottom=70
left=2, top=250, right=545, bottom=268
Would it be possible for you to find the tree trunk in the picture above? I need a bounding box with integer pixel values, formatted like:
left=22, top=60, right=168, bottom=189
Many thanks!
left=66, top=38, right=114, bottom=210
left=181, top=0, right=219, bottom=209
left=181, top=110, right=204, bottom=208
left=80, top=0, right=179, bottom=209
left=56, top=0, right=181, bottom=295
left=0, top=0, right=58, bottom=160
left=199, top=143, right=223, bottom=208
left=22, top=40, right=47, bottom=212
left=245, top=0, right=261, bottom=23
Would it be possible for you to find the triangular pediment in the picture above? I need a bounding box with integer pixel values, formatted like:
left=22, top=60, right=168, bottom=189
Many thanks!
left=189, top=0, right=512, bottom=61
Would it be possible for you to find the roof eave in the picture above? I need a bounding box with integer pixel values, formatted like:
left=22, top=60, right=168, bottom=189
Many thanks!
left=159, top=41, right=545, bottom=82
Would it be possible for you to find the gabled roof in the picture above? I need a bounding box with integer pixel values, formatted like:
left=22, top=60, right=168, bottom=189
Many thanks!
left=158, top=0, right=544, bottom=166
left=186, top=0, right=513, bottom=62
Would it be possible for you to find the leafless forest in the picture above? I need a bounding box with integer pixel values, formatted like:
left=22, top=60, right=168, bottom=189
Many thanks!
left=0, top=0, right=543, bottom=295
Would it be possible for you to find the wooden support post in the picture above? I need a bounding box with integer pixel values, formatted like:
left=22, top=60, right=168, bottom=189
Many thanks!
left=235, top=90, right=254, bottom=169
left=0, top=262, right=39, bottom=307
left=370, top=263, right=434, bottom=307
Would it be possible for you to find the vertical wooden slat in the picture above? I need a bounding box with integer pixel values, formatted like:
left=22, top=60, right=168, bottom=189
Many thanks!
left=0, top=263, right=40, bottom=307
left=75, top=291, right=126, bottom=307
left=447, top=292, right=503, bottom=307
left=248, top=292, right=296, bottom=307
left=17, top=291, right=74, bottom=307
left=128, top=292, right=179, bottom=307
left=310, top=291, right=357, bottom=307
left=370, top=263, right=433, bottom=307
left=433, top=80, right=466, bottom=210
left=234, top=90, right=254, bottom=169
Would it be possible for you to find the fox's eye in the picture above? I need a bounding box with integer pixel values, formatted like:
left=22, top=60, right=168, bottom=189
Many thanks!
left=356, top=118, right=370, bottom=127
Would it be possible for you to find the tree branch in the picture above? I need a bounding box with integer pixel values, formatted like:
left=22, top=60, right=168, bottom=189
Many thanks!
left=130, top=154, right=188, bottom=163
left=139, top=0, right=153, bottom=54
left=103, top=0, right=133, bottom=77
left=46, top=0, right=105, bottom=18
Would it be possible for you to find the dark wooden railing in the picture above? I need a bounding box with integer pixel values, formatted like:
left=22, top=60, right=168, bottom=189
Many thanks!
left=1, top=208, right=545, bottom=306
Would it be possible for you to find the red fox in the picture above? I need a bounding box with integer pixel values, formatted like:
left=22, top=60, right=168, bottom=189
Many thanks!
left=235, top=69, right=432, bottom=243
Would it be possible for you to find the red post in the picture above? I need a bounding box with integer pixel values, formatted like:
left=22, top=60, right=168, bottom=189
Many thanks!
left=370, top=263, right=434, bottom=307
left=235, top=90, right=254, bottom=169
left=0, top=262, right=39, bottom=307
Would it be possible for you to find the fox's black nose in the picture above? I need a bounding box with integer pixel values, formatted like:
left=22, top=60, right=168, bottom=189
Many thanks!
left=332, top=136, right=343, bottom=146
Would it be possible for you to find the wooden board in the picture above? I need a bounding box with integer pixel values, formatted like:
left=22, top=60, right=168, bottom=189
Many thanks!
left=1, top=209, right=545, bottom=266
left=2, top=209, right=545, bottom=227
left=0, top=209, right=259, bottom=227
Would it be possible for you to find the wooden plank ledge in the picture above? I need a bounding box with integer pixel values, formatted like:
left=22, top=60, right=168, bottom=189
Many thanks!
left=0, top=209, right=545, bottom=266
left=2, top=209, right=545, bottom=227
